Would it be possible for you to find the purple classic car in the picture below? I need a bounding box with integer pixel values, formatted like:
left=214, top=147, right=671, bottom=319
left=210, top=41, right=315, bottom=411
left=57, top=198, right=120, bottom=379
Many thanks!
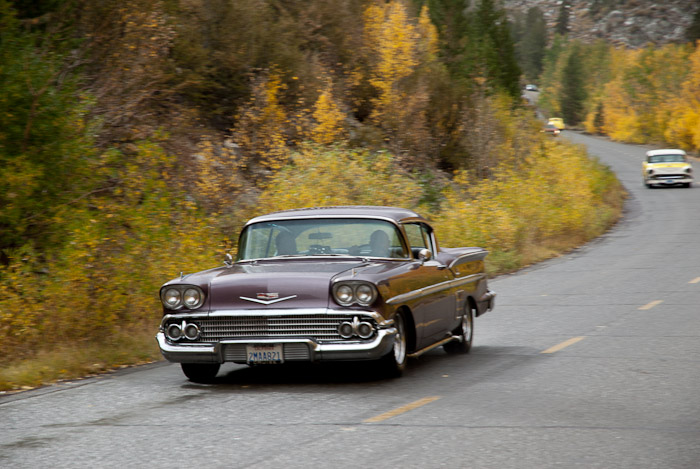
left=156, top=206, right=495, bottom=382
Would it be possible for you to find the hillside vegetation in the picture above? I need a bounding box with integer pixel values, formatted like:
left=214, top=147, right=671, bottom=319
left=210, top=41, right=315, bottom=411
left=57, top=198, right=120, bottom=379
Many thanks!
left=538, top=38, right=700, bottom=152
left=0, top=0, right=627, bottom=391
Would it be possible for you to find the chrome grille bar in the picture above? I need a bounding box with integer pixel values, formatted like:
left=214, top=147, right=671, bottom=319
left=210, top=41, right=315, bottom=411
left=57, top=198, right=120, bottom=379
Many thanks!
left=183, top=314, right=370, bottom=342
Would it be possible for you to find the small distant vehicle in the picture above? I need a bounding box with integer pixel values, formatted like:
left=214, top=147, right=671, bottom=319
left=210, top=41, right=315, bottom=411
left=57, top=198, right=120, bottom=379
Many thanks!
left=525, top=84, right=538, bottom=91
left=542, top=124, right=560, bottom=136
left=642, top=149, right=693, bottom=188
left=547, top=118, right=565, bottom=130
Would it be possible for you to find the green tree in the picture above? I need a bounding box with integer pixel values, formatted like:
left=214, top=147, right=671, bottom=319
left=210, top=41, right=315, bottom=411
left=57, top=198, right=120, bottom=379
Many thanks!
left=419, top=0, right=471, bottom=78
left=516, top=6, right=547, bottom=82
left=559, top=44, right=587, bottom=125
left=418, top=0, right=520, bottom=97
left=685, top=5, right=700, bottom=44
left=0, top=0, right=94, bottom=257
left=468, top=0, right=521, bottom=97
left=555, top=0, right=570, bottom=36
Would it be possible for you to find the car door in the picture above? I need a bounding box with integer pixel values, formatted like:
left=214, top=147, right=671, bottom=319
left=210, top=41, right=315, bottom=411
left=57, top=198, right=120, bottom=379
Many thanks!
left=402, top=222, right=456, bottom=346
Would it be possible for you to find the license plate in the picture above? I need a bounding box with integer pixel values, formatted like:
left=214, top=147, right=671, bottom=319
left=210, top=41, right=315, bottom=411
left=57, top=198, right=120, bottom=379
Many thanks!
left=665, top=179, right=675, bottom=184
left=246, top=344, right=283, bottom=364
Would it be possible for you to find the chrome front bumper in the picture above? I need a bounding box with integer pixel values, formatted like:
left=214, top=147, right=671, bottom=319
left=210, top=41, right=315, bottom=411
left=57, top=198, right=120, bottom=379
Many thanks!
left=156, top=328, right=397, bottom=364
left=646, top=176, right=693, bottom=186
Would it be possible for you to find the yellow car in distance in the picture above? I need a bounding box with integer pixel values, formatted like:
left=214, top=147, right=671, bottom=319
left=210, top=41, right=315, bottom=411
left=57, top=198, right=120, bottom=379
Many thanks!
left=643, top=149, right=693, bottom=188
left=547, top=117, right=565, bottom=130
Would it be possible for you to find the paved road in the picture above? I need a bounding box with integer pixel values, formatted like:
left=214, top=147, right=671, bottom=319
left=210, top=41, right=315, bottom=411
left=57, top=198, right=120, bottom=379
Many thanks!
left=2, top=133, right=699, bottom=468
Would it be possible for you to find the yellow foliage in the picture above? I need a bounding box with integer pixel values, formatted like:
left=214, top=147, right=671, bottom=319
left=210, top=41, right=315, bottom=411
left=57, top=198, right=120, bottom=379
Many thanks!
left=231, top=71, right=290, bottom=172
left=363, top=1, right=419, bottom=126
left=576, top=43, right=697, bottom=147
left=434, top=139, right=623, bottom=272
left=0, top=141, right=219, bottom=361
left=416, top=6, right=439, bottom=63
left=665, top=44, right=700, bottom=150
left=256, top=144, right=421, bottom=213
left=312, top=85, right=346, bottom=145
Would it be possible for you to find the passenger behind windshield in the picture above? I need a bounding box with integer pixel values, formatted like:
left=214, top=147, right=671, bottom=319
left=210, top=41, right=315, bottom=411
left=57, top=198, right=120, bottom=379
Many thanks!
left=369, top=230, right=390, bottom=257
left=275, top=232, right=297, bottom=255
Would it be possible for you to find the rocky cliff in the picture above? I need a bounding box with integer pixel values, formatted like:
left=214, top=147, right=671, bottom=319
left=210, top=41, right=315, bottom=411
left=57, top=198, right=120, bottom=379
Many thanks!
left=504, top=0, right=698, bottom=48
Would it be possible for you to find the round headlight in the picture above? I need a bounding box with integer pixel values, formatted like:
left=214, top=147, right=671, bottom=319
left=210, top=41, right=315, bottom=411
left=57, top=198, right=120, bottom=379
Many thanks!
left=166, top=323, right=182, bottom=340
left=355, top=284, right=375, bottom=305
left=183, top=288, right=202, bottom=309
left=357, top=321, right=374, bottom=339
left=163, top=288, right=181, bottom=309
left=338, top=321, right=354, bottom=339
left=184, top=323, right=200, bottom=340
left=335, top=285, right=354, bottom=305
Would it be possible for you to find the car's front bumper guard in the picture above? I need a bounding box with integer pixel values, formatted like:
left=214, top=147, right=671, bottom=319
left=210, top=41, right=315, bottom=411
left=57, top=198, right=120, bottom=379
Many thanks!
left=647, top=175, right=693, bottom=184
left=156, top=327, right=397, bottom=364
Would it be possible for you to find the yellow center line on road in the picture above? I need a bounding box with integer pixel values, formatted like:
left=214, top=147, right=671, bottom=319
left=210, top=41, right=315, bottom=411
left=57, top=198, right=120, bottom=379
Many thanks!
left=541, top=336, right=585, bottom=354
left=690, top=277, right=700, bottom=284
left=363, top=396, right=441, bottom=423
left=639, top=300, right=663, bottom=310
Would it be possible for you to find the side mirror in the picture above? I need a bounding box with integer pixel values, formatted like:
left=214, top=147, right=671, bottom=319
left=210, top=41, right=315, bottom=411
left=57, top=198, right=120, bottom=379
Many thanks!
left=417, top=248, right=432, bottom=262
left=224, top=253, right=234, bottom=267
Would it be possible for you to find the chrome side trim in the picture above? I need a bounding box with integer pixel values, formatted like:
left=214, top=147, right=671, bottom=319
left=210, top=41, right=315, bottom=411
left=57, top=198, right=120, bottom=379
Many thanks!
left=386, top=274, right=484, bottom=305
left=448, top=251, right=487, bottom=270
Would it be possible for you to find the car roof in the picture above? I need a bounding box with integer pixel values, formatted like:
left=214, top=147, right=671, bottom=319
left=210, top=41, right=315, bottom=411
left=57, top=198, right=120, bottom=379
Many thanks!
left=245, top=206, right=429, bottom=225
left=646, top=149, right=686, bottom=157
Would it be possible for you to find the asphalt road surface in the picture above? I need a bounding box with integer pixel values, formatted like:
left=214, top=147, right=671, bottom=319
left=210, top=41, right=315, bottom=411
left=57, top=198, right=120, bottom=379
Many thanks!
left=2, top=133, right=700, bottom=468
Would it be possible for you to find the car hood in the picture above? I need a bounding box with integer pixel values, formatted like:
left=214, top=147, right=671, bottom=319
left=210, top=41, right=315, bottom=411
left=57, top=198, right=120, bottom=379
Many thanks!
left=647, top=163, right=691, bottom=170
left=201, top=260, right=372, bottom=311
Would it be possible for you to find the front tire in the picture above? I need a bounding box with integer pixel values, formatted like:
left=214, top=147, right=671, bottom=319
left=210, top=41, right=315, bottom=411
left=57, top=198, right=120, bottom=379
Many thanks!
left=378, top=312, right=408, bottom=377
left=181, top=363, right=220, bottom=383
left=444, top=308, right=474, bottom=354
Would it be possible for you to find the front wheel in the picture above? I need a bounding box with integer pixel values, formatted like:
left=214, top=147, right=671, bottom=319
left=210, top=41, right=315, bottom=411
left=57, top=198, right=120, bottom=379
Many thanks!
left=377, top=312, right=408, bottom=377
left=181, top=363, right=220, bottom=383
left=444, top=308, right=473, bottom=354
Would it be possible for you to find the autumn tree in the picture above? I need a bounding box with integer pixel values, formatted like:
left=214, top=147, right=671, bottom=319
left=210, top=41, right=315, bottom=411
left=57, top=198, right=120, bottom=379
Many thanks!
left=312, top=81, right=346, bottom=145
left=665, top=44, right=700, bottom=150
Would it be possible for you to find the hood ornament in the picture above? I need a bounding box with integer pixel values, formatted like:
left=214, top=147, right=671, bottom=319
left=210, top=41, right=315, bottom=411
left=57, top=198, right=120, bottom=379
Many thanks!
left=240, top=293, right=297, bottom=305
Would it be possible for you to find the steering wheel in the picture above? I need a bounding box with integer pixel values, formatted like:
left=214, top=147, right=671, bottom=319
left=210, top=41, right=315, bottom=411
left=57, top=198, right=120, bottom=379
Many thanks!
left=309, top=244, right=332, bottom=254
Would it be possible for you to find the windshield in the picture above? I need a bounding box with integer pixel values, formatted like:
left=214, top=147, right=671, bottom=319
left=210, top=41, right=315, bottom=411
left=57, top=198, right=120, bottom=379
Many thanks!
left=237, top=218, right=408, bottom=261
left=648, top=154, right=686, bottom=163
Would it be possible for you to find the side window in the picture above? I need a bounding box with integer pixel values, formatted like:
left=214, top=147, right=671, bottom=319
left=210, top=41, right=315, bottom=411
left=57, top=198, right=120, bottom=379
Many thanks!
left=403, top=223, right=435, bottom=257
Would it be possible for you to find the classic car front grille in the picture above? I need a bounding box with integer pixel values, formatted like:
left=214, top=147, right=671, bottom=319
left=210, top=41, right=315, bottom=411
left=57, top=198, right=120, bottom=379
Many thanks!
left=183, top=314, right=372, bottom=342
left=651, top=174, right=685, bottom=179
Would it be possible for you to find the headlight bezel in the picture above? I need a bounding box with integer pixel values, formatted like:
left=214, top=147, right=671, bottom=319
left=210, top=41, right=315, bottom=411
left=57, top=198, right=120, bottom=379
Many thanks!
left=161, top=285, right=206, bottom=310
left=332, top=281, right=378, bottom=307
